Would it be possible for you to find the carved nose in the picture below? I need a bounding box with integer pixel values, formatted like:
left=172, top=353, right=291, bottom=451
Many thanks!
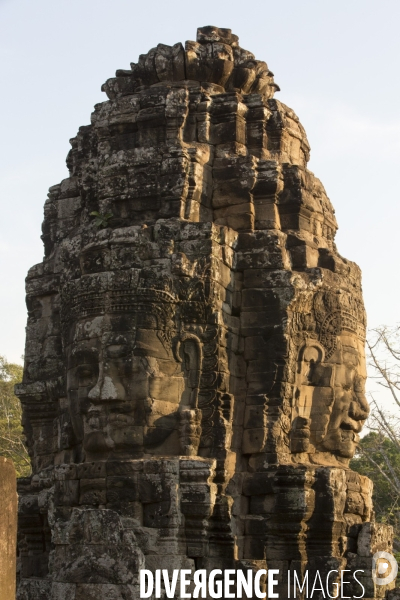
left=88, top=381, right=101, bottom=400
left=349, top=400, right=369, bottom=422
left=100, top=376, right=120, bottom=400
left=88, top=372, right=126, bottom=402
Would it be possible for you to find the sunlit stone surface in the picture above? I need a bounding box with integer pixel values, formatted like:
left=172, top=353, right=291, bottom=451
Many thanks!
left=16, top=25, right=395, bottom=600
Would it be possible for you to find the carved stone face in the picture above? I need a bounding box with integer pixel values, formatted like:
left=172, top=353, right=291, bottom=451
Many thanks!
left=292, top=330, right=368, bottom=460
left=66, top=313, right=186, bottom=460
left=319, top=332, right=368, bottom=458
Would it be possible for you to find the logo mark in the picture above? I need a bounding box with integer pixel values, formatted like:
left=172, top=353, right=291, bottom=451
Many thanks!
left=372, top=551, right=398, bottom=586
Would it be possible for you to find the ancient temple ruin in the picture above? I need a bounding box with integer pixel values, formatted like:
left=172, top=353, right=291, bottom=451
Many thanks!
left=16, top=25, right=396, bottom=599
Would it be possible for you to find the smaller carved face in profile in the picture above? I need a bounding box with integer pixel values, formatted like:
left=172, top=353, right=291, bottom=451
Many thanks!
left=291, top=332, right=369, bottom=461
left=319, top=333, right=368, bottom=458
left=66, top=313, right=201, bottom=460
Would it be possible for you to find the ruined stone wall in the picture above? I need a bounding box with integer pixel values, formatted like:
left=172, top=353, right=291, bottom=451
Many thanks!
left=16, top=25, right=395, bottom=600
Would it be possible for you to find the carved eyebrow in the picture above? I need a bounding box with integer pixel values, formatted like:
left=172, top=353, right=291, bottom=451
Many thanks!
left=341, top=344, right=358, bottom=352
left=69, top=348, right=99, bottom=367
left=342, top=348, right=359, bottom=358
left=105, top=334, right=129, bottom=344
left=105, top=344, right=130, bottom=358
left=75, top=364, right=97, bottom=375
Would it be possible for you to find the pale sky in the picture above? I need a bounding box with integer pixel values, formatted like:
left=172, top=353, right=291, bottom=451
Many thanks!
left=1, top=0, right=399, bottom=407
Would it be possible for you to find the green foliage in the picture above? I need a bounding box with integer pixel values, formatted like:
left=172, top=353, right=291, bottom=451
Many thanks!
left=0, top=355, right=31, bottom=477
left=351, top=432, right=400, bottom=547
left=90, top=211, right=113, bottom=228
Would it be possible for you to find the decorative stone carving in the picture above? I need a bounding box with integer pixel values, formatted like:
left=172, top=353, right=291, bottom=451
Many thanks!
left=16, top=25, right=395, bottom=599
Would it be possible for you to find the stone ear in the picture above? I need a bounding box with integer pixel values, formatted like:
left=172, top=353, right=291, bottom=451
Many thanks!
left=175, top=334, right=203, bottom=456
left=298, top=341, right=325, bottom=368
left=174, top=333, right=202, bottom=408
left=290, top=341, right=326, bottom=453
left=290, top=416, right=311, bottom=454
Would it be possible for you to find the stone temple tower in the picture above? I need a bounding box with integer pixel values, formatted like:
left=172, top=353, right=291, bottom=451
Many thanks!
left=16, top=25, right=395, bottom=600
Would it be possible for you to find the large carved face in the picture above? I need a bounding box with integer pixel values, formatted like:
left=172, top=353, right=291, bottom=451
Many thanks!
left=292, top=330, right=369, bottom=460
left=319, top=332, right=368, bottom=457
left=66, top=313, right=189, bottom=460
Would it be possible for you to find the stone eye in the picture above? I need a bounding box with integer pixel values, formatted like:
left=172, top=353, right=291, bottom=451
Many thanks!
left=77, top=366, right=96, bottom=386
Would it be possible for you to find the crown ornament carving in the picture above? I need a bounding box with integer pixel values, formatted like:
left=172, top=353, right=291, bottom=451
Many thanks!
left=101, top=25, right=280, bottom=101
left=60, top=265, right=214, bottom=338
left=60, top=270, right=176, bottom=334
left=290, top=289, right=366, bottom=359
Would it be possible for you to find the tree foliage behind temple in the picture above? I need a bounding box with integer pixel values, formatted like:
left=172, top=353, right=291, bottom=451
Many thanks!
left=0, top=356, right=31, bottom=477
left=351, top=432, right=400, bottom=548
left=351, top=324, right=400, bottom=550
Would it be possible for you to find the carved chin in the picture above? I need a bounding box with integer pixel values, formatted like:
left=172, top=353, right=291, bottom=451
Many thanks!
left=321, top=429, right=359, bottom=458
